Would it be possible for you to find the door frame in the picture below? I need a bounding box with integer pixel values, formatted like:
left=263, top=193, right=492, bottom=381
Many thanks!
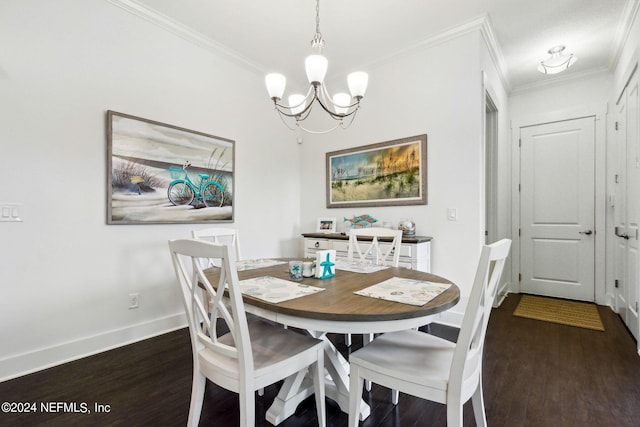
left=511, top=104, right=608, bottom=305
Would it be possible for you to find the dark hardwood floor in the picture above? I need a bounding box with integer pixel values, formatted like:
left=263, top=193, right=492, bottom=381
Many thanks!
left=1, top=294, right=639, bottom=426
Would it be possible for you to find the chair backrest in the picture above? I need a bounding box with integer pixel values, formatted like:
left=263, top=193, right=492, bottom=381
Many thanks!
left=192, top=227, right=242, bottom=266
left=347, top=228, right=403, bottom=267
left=449, top=239, right=511, bottom=397
left=168, top=239, right=253, bottom=375
left=192, top=227, right=242, bottom=260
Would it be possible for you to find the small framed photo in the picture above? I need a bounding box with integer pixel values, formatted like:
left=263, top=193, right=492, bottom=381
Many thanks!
left=316, top=217, right=337, bottom=233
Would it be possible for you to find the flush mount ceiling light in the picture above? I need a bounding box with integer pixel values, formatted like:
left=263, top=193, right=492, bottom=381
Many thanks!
left=537, top=45, right=577, bottom=75
left=265, top=0, right=368, bottom=134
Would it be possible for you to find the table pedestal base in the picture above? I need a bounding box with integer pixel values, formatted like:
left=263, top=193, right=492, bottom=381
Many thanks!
left=266, top=332, right=370, bottom=425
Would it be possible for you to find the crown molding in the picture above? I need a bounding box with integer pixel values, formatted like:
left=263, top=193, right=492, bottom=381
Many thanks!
left=358, top=14, right=511, bottom=92
left=610, top=0, right=640, bottom=69
left=478, top=15, right=511, bottom=93
left=104, top=0, right=264, bottom=73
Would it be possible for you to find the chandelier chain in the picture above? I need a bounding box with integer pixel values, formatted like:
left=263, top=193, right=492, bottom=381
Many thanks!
left=311, top=0, right=325, bottom=52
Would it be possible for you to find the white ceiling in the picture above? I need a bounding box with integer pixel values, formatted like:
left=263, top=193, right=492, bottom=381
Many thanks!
left=126, top=0, right=634, bottom=93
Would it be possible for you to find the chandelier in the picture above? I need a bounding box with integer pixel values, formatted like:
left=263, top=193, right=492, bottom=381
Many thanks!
left=537, top=45, right=577, bottom=75
left=265, top=0, right=368, bottom=134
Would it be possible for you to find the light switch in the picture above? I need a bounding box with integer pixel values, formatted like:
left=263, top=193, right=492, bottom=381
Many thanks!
left=447, top=208, right=457, bottom=221
left=0, top=203, right=23, bottom=222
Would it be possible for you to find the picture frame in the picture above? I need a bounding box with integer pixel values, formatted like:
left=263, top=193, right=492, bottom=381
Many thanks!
left=107, top=110, right=235, bottom=224
left=326, top=134, right=427, bottom=208
left=316, top=217, right=337, bottom=233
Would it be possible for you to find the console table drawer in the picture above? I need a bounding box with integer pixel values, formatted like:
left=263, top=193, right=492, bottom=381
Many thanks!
left=305, top=239, right=330, bottom=250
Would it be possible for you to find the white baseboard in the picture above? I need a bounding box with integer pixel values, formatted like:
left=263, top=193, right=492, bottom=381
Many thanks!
left=494, top=281, right=511, bottom=307
left=434, top=296, right=467, bottom=328
left=0, top=313, right=187, bottom=382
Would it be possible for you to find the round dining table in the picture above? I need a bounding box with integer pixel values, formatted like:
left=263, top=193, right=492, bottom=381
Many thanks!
left=206, top=258, right=460, bottom=424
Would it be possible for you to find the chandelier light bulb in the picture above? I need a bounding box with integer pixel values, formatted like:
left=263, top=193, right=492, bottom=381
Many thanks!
left=288, top=94, right=307, bottom=116
left=348, top=72, right=368, bottom=99
left=305, top=54, right=328, bottom=85
left=265, top=73, right=286, bottom=100
left=333, top=93, right=351, bottom=115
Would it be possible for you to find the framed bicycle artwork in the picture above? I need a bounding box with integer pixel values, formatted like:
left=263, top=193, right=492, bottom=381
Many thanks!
left=106, top=111, right=235, bottom=224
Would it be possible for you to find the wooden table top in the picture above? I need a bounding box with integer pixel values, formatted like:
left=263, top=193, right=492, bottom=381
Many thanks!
left=207, top=259, right=459, bottom=323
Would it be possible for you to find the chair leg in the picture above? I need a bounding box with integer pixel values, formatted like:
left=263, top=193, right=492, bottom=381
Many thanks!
left=391, top=389, right=399, bottom=405
left=362, top=333, right=373, bottom=391
left=471, top=382, right=487, bottom=427
left=239, top=385, right=256, bottom=427
left=348, top=365, right=364, bottom=427
left=345, top=333, right=352, bottom=346
left=312, top=348, right=326, bottom=427
left=446, top=400, right=463, bottom=427
left=187, top=371, right=206, bottom=427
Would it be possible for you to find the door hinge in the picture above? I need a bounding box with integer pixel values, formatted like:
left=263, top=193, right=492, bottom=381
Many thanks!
left=519, top=228, right=521, bottom=236
left=636, top=301, right=639, bottom=313
left=519, top=138, right=522, bottom=147
left=518, top=184, right=521, bottom=192
left=615, top=279, right=619, bottom=289
left=615, top=121, right=619, bottom=131
left=519, top=273, right=522, bottom=282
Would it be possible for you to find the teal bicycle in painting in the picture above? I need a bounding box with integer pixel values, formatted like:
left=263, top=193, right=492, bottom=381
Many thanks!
left=167, top=161, right=224, bottom=207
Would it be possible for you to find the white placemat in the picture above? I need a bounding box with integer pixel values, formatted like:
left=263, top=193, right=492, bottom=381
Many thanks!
left=236, top=259, right=286, bottom=271
left=239, top=276, right=325, bottom=303
left=334, top=259, right=390, bottom=273
left=354, top=277, right=451, bottom=306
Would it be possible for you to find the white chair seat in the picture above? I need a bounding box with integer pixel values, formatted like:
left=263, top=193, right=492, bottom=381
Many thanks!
left=349, top=329, right=454, bottom=392
left=202, top=321, right=324, bottom=390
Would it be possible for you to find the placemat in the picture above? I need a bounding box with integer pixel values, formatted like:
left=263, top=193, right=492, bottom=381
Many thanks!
left=334, top=259, right=389, bottom=273
left=236, top=259, right=286, bottom=271
left=239, top=276, right=324, bottom=303
left=354, top=277, right=451, bottom=306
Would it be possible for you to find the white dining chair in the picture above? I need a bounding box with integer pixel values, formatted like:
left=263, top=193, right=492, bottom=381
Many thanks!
left=347, top=227, right=403, bottom=268
left=345, top=227, right=403, bottom=348
left=192, top=227, right=242, bottom=261
left=169, top=239, right=326, bottom=427
left=348, top=239, right=511, bottom=427
left=346, top=227, right=404, bottom=393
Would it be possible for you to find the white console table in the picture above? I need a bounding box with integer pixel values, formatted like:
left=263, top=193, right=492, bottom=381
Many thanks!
left=302, top=232, right=432, bottom=273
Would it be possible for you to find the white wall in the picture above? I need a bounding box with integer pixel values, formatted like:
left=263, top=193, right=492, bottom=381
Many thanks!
left=0, top=0, right=299, bottom=380
left=299, top=31, right=512, bottom=322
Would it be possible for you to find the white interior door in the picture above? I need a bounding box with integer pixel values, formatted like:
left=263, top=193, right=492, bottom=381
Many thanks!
left=614, top=96, right=629, bottom=323
left=520, top=117, right=595, bottom=301
left=615, top=69, right=639, bottom=341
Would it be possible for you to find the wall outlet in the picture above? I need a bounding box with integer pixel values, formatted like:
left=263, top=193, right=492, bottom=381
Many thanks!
left=128, top=293, right=139, bottom=309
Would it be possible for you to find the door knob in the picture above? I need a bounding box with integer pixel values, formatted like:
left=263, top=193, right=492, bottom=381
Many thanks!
left=614, top=227, right=629, bottom=239
left=579, top=229, right=593, bottom=235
